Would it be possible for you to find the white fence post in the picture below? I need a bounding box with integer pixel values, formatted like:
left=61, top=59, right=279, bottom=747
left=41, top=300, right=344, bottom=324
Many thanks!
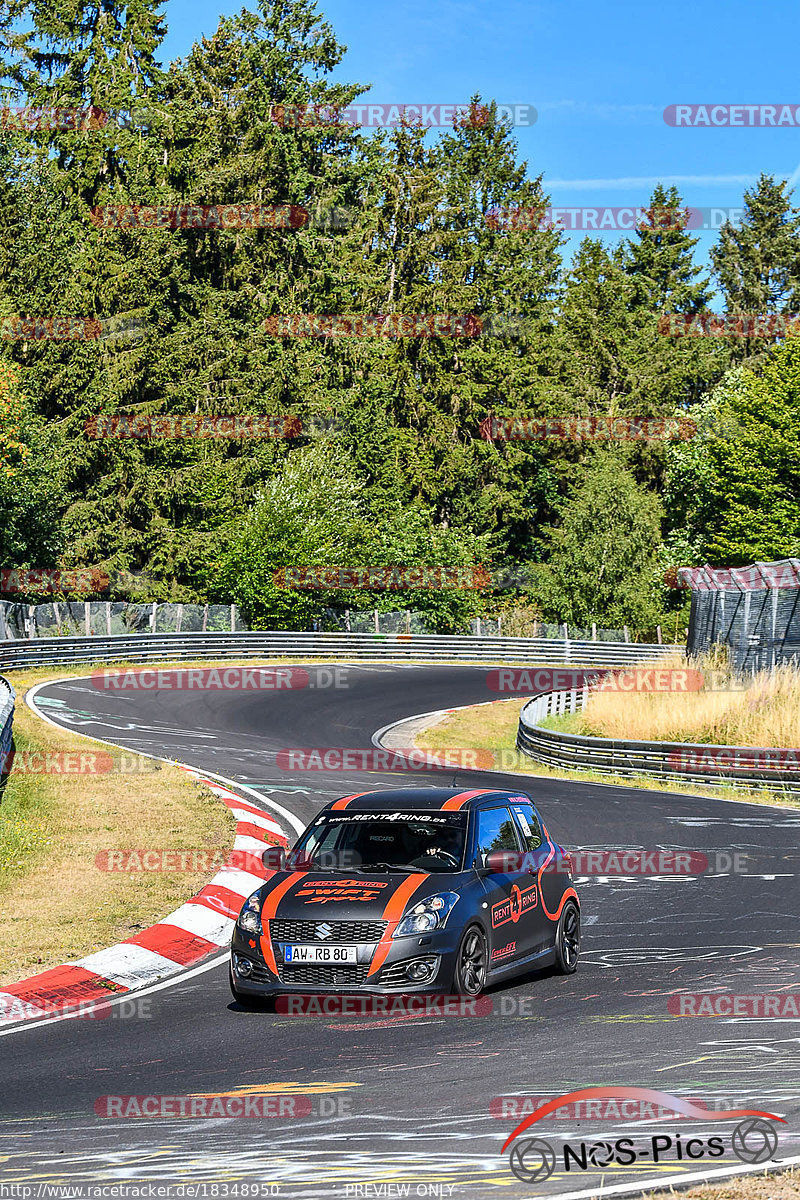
left=656, top=625, right=662, bottom=644
left=84, top=601, right=91, bottom=637
left=150, top=602, right=157, bottom=633
left=106, top=602, right=112, bottom=636
left=373, top=609, right=379, bottom=634
left=176, top=603, right=183, bottom=634
left=563, top=622, right=570, bottom=662
left=230, top=604, right=235, bottom=633
left=202, top=604, right=208, bottom=632
left=623, top=625, right=630, bottom=643
left=592, top=622, right=597, bottom=641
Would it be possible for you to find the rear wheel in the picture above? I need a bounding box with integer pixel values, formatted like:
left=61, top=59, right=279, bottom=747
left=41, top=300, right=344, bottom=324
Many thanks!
left=553, top=901, right=580, bottom=974
left=454, top=925, right=489, bottom=995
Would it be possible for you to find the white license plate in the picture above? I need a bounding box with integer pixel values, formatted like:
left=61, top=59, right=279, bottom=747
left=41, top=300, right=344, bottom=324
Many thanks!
left=284, top=944, right=358, bottom=964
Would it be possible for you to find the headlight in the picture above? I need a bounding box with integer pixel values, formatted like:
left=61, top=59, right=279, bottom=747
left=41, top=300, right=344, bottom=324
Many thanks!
left=237, top=894, right=263, bottom=936
left=393, top=892, right=459, bottom=938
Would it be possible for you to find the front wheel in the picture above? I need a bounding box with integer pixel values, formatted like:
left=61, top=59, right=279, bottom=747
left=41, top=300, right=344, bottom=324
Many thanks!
left=453, top=925, right=489, bottom=995
left=553, top=900, right=580, bottom=974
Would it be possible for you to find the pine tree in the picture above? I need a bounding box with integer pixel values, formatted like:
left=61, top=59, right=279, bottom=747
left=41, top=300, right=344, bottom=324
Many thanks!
left=711, top=174, right=800, bottom=313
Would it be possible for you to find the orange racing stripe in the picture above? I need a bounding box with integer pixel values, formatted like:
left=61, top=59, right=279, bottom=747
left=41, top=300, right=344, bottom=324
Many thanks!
left=258, top=871, right=308, bottom=975
left=366, top=873, right=429, bottom=977
left=330, top=794, right=363, bottom=810
left=441, top=789, right=494, bottom=810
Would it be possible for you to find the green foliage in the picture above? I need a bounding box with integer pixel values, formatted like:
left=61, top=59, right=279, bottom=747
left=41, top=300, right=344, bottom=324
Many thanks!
left=535, top=451, right=665, bottom=629
left=0, top=0, right=798, bottom=632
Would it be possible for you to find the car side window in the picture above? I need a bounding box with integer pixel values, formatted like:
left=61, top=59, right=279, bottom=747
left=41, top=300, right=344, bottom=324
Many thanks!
left=511, top=803, right=544, bottom=851
left=474, top=806, right=521, bottom=864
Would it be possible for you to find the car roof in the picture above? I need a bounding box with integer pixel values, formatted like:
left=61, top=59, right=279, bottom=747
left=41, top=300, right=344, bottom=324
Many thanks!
left=320, top=787, right=533, bottom=813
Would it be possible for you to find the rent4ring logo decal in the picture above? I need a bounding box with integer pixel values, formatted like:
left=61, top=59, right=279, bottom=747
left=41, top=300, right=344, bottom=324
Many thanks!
left=492, top=882, right=537, bottom=928
left=503, top=1087, right=786, bottom=1184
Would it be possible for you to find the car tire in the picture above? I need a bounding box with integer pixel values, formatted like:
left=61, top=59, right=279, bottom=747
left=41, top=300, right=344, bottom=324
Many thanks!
left=453, top=925, right=489, bottom=996
left=553, top=900, right=580, bottom=974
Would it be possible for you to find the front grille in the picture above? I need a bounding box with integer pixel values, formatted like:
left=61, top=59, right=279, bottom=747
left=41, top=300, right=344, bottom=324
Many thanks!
left=278, top=963, right=370, bottom=986
left=270, top=920, right=386, bottom=943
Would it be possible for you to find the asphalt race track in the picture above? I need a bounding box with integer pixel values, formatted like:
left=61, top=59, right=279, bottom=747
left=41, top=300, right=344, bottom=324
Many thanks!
left=3, top=663, right=800, bottom=1198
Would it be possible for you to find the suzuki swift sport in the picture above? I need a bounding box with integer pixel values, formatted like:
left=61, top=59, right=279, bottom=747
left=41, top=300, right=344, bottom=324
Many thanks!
left=229, top=787, right=580, bottom=1003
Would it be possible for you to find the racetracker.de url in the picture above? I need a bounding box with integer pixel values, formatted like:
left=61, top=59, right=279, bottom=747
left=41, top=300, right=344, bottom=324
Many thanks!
left=0, top=1186, right=281, bottom=1198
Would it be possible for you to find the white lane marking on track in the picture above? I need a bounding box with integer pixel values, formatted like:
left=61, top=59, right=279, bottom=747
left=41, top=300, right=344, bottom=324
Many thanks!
left=547, top=1154, right=800, bottom=1200
left=24, top=678, right=305, bottom=833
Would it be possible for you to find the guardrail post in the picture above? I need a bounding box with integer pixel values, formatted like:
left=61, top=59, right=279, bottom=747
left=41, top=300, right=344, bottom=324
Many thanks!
left=497, top=614, right=502, bottom=636
left=26, top=605, right=34, bottom=639
left=345, top=608, right=351, bottom=633
left=592, top=622, right=597, bottom=641
left=176, top=603, right=183, bottom=634
left=84, top=601, right=91, bottom=636
left=202, top=604, right=208, bottom=633
left=230, top=604, right=235, bottom=633
left=106, top=602, right=112, bottom=636
left=623, top=625, right=630, bottom=643
left=150, top=602, right=157, bottom=633
left=373, top=609, right=379, bottom=634
left=405, top=610, right=411, bottom=634
left=656, top=625, right=662, bottom=644
left=476, top=616, right=482, bottom=637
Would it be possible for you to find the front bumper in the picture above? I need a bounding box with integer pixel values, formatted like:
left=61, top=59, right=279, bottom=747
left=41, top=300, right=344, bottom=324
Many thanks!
left=230, top=922, right=463, bottom=995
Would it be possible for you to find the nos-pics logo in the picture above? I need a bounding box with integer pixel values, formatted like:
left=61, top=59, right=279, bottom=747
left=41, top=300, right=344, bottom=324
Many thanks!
left=503, top=1087, right=784, bottom=1183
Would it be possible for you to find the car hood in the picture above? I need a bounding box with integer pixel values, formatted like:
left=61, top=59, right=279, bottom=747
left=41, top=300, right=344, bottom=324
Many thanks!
left=257, top=869, right=461, bottom=921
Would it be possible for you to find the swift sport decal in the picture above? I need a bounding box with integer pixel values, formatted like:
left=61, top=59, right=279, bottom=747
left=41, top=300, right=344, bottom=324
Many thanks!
left=294, top=878, right=390, bottom=904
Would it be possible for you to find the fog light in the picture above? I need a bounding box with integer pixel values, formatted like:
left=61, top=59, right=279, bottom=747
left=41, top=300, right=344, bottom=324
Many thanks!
left=234, top=956, right=253, bottom=978
left=405, top=960, right=434, bottom=982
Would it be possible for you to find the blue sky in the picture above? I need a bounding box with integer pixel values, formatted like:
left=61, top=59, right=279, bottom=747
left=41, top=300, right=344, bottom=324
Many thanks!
left=159, top=0, right=800, bottom=275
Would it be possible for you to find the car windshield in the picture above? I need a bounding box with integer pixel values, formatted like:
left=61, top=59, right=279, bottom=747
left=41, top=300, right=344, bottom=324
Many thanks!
left=290, top=810, right=469, bottom=873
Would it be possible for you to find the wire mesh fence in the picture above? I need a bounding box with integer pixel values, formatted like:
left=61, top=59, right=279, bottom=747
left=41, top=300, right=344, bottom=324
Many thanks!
left=680, top=559, right=800, bottom=672
left=0, top=600, right=647, bottom=643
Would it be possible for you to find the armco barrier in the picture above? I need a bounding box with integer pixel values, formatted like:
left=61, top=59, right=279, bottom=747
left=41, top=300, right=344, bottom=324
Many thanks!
left=0, top=673, right=14, bottom=772
left=0, top=630, right=681, bottom=671
left=516, top=687, right=800, bottom=794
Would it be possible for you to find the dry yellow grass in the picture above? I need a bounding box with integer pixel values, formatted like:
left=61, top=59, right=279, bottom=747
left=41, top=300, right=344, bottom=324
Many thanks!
left=642, top=1164, right=799, bottom=1200
left=415, top=697, right=797, bottom=808
left=582, top=656, right=800, bottom=747
left=0, top=664, right=237, bottom=985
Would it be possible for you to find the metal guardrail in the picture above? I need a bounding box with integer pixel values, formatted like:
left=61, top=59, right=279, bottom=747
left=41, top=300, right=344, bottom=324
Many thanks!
left=0, top=631, right=682, bottom=671
left=517, top=687, right=800, bottom=794
left=0, top=673, right=15, bottom=775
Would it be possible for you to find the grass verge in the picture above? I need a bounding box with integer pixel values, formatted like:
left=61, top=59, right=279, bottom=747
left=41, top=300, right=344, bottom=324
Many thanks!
left=0, top=663, right=238, bottom=986
left=641, top=1164, right=799, bottom=1199
left=415, top=697, right=799, bottom=809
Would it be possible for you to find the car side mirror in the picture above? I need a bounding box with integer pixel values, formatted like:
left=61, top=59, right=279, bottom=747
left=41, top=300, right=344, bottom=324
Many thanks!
left=479, top=850, right=524, bottom=875
left=261, top=847, right=286, bottom=871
